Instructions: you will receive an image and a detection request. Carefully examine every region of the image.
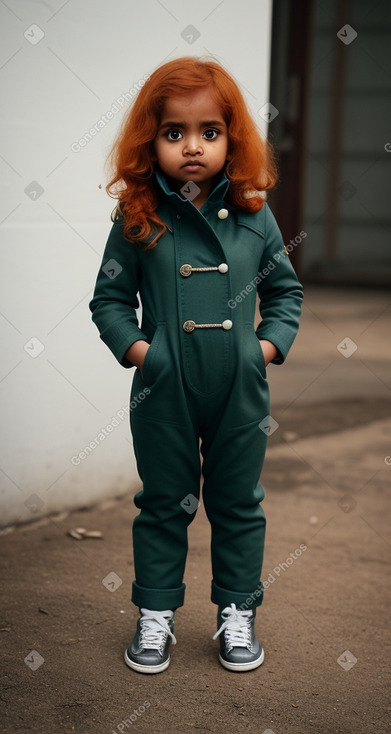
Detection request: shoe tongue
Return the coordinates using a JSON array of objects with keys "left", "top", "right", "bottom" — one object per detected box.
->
[
  {"left": 140, "top": 608, "right": 173, "bottom": 616},
  {"left": 228, "top": 620, "right": 242, "bottom": 631}
]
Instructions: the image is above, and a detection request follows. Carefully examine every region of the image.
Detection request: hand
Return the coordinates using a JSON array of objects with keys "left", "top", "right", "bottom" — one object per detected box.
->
[
  {"left": 259, "top": 339, "right": 278, "bottom": 366},
  {"left": 125, "top": 340, "right": 150, "bottom": 370}
]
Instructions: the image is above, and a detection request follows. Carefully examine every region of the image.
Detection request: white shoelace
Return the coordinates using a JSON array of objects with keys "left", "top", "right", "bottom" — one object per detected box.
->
[
  {"left": 212, "top": 603, "right": 254, "bottom": 652},
  {"left": 138, "top": 608, "right": 177, "bottom": 653}
]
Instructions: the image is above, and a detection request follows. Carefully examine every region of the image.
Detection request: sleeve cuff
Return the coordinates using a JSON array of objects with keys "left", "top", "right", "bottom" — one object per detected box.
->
[{"left": 99, "top": 322, "right": 148, "bottom": 368}]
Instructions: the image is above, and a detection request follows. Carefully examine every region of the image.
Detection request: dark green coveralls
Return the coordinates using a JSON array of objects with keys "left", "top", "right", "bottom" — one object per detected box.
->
[{"left": 89, "top": 169, "right": 303, "bottom": 612}]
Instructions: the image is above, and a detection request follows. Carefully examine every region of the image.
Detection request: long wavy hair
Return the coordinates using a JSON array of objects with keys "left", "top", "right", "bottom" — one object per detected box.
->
[{"left": 105, "top": 56, "right": 278, "bottom": 248}]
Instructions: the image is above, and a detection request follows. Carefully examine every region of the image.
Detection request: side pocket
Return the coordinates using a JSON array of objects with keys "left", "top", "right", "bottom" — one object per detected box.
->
[
  {"left": 245, "top": 323, "right": 267, "bottom": 379},
  {"left": 140, "top": 323, "right": 166, "bottom": 386}
]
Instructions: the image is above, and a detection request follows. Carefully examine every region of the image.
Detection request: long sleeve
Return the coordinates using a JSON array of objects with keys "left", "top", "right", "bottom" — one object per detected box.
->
[
  {"left": 89, "top": 219, "right": 148, "bottom": 368},
  {"left": 255, "top": 203, "right": 304, "bottom": 364}
]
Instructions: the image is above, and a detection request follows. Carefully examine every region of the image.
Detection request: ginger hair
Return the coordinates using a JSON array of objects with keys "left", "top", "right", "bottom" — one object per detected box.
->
[{"left": 105, "top": 56, "right": 278, "bottom": 248}]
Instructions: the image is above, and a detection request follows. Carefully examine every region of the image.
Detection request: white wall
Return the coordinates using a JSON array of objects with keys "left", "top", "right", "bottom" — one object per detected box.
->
[{"left": 0, "top": 0, "right": 272, "bottom": 528}]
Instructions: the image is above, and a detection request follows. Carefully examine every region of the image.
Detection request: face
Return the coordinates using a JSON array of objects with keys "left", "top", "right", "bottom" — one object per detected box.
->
[{"left": 153, "top": 88, "right": 229, "bottom": 206}]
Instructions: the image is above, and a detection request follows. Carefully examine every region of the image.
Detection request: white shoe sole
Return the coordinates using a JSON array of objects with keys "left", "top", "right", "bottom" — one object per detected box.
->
[
  {"left": 124, "top": 648, "right": 170, "bottom": 674},
  {"left": 218, "top": 647, "right": 265, "bottom": 672}
]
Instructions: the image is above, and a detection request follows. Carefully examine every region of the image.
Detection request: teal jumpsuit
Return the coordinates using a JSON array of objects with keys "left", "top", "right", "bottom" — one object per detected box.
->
[{"left": 89, "top": 169, "right": 303, "bottom": 612}]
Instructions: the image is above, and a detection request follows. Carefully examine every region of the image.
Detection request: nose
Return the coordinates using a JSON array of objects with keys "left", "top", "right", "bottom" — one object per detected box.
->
[{"left": 183, "top": 136, "right": 203, "bottom": 156}]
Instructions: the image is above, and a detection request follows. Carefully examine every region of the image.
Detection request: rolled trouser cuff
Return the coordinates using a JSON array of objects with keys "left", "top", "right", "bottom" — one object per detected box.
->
[
  {"left": 131, "top": 581, "right": 186, "bottom": 611},
  {"left": 211, "top": 580, "right": 264, "bottom": 610}
]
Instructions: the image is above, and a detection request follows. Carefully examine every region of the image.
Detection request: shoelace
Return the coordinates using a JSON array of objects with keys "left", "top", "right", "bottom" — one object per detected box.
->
[
  {"left": 212, "top": 603, "right": 253, "bottom": 652},
  {"left": 138, "top": 608, "right": 177, "bottom": 653}
]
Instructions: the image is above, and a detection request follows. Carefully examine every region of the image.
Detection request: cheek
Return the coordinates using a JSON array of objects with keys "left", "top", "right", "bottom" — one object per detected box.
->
[
  {"left": 156, "top": 140, "right": 176, "bottom": 160},
  {"left": 214, "top": 140, "right": 229, "bottom": 161},
  {"left": 154, "top": 140, "right": 168, "bottom": 163}
]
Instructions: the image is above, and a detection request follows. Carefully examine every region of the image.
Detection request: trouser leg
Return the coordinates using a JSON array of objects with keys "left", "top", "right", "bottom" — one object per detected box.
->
[
  {"left": 130, "top": 411, "right": 201, "bottom": 611},
  {"left": 201, "top": 404, "right": 268, "bottom": 610}
]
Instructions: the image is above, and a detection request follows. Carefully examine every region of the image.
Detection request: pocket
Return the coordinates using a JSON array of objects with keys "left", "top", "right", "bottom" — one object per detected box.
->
[
  {"left": 245, "top": 323, "right": 267, "bottom": 378},
  {"left": 140, "top": 323, "right": 166, "bottom": 386}
]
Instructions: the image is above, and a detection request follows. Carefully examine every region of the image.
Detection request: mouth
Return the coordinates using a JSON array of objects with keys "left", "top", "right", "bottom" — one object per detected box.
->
[{"left": 182, "top": 161, "right": 205, "bottom": 169}]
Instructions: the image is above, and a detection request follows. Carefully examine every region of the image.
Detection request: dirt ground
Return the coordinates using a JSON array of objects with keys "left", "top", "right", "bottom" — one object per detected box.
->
[{"left": 1, "top": 287, "right": 391, "bottom": 734}]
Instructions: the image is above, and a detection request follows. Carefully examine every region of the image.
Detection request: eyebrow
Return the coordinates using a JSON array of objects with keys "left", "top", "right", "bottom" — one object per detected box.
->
[{"left": 158, "top": 120, "right": 225, "bottom": 129}]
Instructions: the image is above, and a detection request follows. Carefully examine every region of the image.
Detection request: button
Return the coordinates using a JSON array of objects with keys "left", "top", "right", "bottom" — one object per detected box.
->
[
  {"left": 218, "top": 263, "right": 228, "bottom": 273},
  {"left": 179, "top": 264, "right": 192, "bottom": 277},
  {"left": 217, "top": 208, "right": 229, "bottom": 219},
  {"left": 183, "top": 320, "right": 196, "bottom": 333},
  {"left": 183, "top": 319, "right": 233, "bottom": 332}
]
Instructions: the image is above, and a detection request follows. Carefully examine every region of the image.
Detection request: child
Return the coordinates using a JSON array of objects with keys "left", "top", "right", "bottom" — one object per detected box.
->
[{"left": 89, "top": 56, "right": 303, "bottom": 674}]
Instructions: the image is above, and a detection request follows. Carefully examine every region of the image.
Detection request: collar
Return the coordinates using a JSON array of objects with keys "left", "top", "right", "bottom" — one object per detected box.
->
[{"left": 154, "top": 166, "right": 231, "bottom": 208}]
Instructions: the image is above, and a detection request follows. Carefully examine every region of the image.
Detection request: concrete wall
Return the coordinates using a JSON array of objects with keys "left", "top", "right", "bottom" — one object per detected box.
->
[{"left": 0, "top": 0, "right": 272, "bottom": 528}]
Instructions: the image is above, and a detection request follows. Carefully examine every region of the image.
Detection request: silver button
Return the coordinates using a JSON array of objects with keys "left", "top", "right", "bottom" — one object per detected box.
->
[
  {"left": 183, "top": 320, "right": 196, "bottom": 333},
  {"left": 183, "top": 319, "right": 233, "bottom": 332},
  {"left": 217, "top": 208, "right": 229, "bottom": 219},
  {"left": 180, "top": 263, "right": 229, "bottom": 277},
  {"left": 179, "top": 264, "right": 192, "bottom": 277}
]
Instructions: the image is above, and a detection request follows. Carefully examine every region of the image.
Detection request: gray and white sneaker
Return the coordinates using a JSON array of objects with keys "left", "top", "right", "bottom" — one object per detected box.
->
[
  {"left": 124, "top": 608, "right": 176, "bottom": 674},
  {"left": 213, "top": 603, "right": 264, "bottom": 672}
]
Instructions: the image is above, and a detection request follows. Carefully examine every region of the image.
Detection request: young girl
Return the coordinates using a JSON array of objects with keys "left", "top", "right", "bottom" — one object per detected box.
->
[{"left": 89, "top": 56, "right": 303, "bottom": 674}]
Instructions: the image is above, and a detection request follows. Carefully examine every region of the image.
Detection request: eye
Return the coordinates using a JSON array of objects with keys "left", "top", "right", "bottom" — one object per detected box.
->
[
  {"left": 166, "top": 129, "right": 183, "bottom": 141},
  {"left": 203, "top": 128, "right": 219, "bottom": 140}
]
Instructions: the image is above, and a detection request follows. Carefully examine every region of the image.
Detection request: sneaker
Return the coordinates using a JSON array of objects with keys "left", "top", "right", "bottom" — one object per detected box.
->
[
  {"left": 124, "top": 608, "right": 176, "bottom": 674},
  {"left": 212, "top": 603, "right": 264, "bottom": 672}
]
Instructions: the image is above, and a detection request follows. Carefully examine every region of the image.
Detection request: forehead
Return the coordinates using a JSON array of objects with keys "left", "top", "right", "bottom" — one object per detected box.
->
[{"left": 160, "top": 88, "right": 225, "bottom": 122}]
